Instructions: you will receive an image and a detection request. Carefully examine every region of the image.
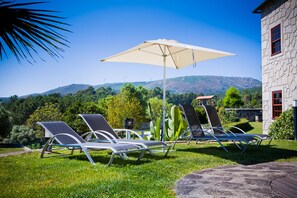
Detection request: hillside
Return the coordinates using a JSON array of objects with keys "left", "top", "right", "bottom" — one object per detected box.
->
[{"left": 5, "top": 75, "right": 261, "bottom": 98}]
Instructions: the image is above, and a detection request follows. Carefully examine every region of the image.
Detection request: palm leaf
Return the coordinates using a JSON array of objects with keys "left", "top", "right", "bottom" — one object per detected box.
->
[{"left": 0, "top": 1, "right": 71, "bottom": 63}]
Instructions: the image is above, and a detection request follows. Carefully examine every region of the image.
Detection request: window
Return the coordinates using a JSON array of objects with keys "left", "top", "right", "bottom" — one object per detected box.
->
[
  {"left": 271, "top": 24, "right": 281, "bottom": 55},
  {"left": 272, "top": 90, "right": 282, "bottom": 118}
]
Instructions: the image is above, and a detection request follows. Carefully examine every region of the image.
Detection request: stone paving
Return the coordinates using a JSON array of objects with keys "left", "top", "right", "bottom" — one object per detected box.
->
[{"left": 176, "top": 162, "right": 297, "bottom": 198}]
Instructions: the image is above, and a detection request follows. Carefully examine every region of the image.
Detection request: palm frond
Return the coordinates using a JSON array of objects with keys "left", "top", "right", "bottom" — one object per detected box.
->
[{"left": 0, "top": 1, "right": 71, "bottom": 63}]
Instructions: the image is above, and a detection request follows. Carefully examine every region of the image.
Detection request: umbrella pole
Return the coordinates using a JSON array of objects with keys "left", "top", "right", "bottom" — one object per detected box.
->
[{"left": 162, "top": 54, "right": 166, "bottom": 142}]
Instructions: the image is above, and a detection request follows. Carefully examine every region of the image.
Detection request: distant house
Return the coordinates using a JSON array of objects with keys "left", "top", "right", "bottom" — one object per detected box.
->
[
  {"left": 196, "top": 95, "right": 217, "bottom": 106},
  {"left": 253, "top": 0, "right": 297, "bottom": 134}
]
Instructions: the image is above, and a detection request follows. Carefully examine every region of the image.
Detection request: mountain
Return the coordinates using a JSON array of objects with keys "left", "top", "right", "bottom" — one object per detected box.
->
[
  {"left": 41, "top": 75, "right": 261, "bottom": 96},
  {"left": 42, "top": 84, "right": 90, "bottom": 96},
  {"left": 138, "top": 76, "right": 261, "bottom": 95}
]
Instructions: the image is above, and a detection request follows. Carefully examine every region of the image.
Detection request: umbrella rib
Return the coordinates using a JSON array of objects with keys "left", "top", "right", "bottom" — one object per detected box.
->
[
  {"left": 166, "top": 46, "right": 179, "bottom": 69},
  {"left": 138, "top": 49, "right": 163, "bottom": 57}
]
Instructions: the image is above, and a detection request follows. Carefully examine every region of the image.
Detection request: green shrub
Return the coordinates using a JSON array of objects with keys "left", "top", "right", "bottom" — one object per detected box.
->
[
  {"left": 218, "top": 107, "right": 239, "bottom": 125},
  {"left": 4, "top": 125, "right": 40, "bottom": 145},
  {"left": 268, "top": 108, "right": 294, "bottom": 140}
]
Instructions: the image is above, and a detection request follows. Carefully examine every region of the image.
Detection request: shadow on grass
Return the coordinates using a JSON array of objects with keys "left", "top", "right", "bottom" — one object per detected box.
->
[
  {"left": 177, "top": 143, "right": 297, "bottom": 165},
  {"left": 42, "top": 149, "right": 175, "bottom": 166}
]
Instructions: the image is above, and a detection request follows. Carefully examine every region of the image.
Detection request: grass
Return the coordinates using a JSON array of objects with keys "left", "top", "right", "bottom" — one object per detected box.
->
[
  {"left": 247, "top": 121, "right": 263, "bottom": 134},
  {"left": 1, "top": 140, "right": 297, "bottom": 197}
]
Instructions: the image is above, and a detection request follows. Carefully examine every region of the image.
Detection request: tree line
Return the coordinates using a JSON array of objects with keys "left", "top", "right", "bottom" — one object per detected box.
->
[{"left": 0, "top": 84, "right": 262, "bottom": 144}]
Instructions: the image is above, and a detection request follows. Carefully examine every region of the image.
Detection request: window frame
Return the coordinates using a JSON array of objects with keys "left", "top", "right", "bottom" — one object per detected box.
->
[
  {"left": 272, "top": 90, "right": 282, "bottom": 119},
  {"left": 271, "top": 24, "right": 281, "bottom": 56}
]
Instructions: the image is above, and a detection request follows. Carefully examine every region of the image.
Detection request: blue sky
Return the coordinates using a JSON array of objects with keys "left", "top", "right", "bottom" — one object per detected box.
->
[{"left": 0, "top": 0, "right": 264, "bottom": 97}]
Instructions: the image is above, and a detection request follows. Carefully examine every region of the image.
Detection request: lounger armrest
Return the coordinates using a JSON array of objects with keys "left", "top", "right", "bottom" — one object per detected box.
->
[
  {"left": 203, "top": 130, "right": 220, "bottom": 140},
  {"left": 177, "top": 129, "right": 191, "bottom": 139},
  {"left": 93, "top": 130, "right": 119, "bottom": 144},
  {"left": 203, "top": 126, "right": 232, "bottom": 136},
  {"left": 114, "top": 129, "right": 144, "bottom": 140},
  {"left": 54, "top": 133, "right": 84, "bottom": 147}
]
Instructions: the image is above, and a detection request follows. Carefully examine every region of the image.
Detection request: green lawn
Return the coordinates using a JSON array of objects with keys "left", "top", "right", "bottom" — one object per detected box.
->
[
  {"left": 1, "top": 140, "right": 297, "bottom": 197},
  {"left": 247, "top": 121, "right": 263, "bottom": 134}
]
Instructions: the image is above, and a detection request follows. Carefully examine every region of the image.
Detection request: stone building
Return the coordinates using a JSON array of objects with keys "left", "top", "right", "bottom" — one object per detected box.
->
[
  {"left": 196, "top": 95, "right": 217, "bottom": 106},
  {"left": 253, "top": 0, "right": 297, "bottom": 134}
]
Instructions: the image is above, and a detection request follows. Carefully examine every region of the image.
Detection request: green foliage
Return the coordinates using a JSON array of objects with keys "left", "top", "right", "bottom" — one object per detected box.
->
[
  {"left": 97, "top": 96, "right": 113, "bottom": 118},
  {"left": 268, "top": 108, "right": 294, "bottom": 140},
  {"left": 26, "top": 103, "right": 63, "bottom": 138},
  {"left": 4, "top": 125, "right": 39, "bottom": 145},
  {"left": 107, "top": 90, "right": 144, "bottom": 129},
  {"left": 166, "top": 105, "right": 187, "bottom": 141},
  {"left": 63, "top": 101, "right": 101, "bottom": 133},
  {"left": 148, "top": 87, "right": 162, "bottom": 99},
  {"left": 168, "top": 92, "right": 198, "bottom": 105},
  {"left": 148, "top": 97, "right": 163, "bottom": 120},
  {"left": 223, "top": 86, "right": 244, "bottom": 108},
  {"left": 241, "top": 87, "right": 262, "bottom": 108},
  {"left": 218, "top": 107, "right": 239, "bottom": 125},
  {"left": 0, "top": 105, "right": 12, "bottom": 138}
]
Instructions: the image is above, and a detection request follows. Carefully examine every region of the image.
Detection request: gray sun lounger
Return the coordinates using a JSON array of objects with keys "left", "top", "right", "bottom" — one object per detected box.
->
[
  {"left": 173, "top": 104, "right": 257, "bottom": 153},
  {"left": 37, "top": 121, "right": 146, "bottom": 166},
  {"left": 202, "top": 105, "right": 272, "bottom": 146},
  {"left": 79, "top": 114, "right": 171, "bottom": 157}
]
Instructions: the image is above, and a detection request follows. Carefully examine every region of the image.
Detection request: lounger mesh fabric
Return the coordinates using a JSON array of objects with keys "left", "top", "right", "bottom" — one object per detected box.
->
[
  {"left": 79, "top": 114, "right": 171, "bottom": 156},
  {"left": 176, "top": 104, "right": 257, "bottom": 153},
  {"left": 37, "top": 121, "right": 146, "bottom": 165},
  {"left": 202, "top": 105, "right": 272, "bottom": 144}
]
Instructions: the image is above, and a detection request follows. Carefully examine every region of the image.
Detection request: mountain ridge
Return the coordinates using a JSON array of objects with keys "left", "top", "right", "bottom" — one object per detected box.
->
[{"left": 2, "top": 75, "right": 262, "bottom": 98}]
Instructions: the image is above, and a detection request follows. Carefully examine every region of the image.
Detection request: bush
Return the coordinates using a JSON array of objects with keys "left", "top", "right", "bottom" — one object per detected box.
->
[
  {"left": 4, "top": 125, "right": 40, "bottom": 145},
  {"left": 218, "top": 107, "right": 239, "bottom": 125},
  {"left": 268, "top": 108, "right": 294, "bottom": 140}
]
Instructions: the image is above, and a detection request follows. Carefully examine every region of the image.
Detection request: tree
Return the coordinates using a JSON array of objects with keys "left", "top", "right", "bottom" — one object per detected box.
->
[
  {"left": 148, "top": 87, "right": 162, "bottom": 99},
  {"left": 107, "top": 92, "right": 144, "bottom": 129},
  {"left": 0, "top": 1, "right": 70, "bottom": 63},
  {"left": 223, "top": 86, "right": 244, "bottom": 108},
  {"left": 63, "top": 101, "right": 100, "bottom": 133},
  {"left": 0, "top": 105, "right": 12, "bottom": 138},
  {"left": 148, "top": 97, "right": 163, "bottom": 121},
  {"left": 26, "top": 103, "right": 63, "bottom": 137}
]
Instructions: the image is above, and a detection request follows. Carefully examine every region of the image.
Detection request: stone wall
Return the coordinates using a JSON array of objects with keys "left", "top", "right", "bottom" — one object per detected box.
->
[
  {"left": 225, "top": 108, "right": 262, "bottom": 122},
  {"left": 261, "top": 0, "right": 297, "bottom": 134}
]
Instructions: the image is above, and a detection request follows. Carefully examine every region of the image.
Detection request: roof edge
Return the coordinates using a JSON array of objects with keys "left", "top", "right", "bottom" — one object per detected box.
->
[{"left": 252, "top": 0, "right": 272, "bottom": 14}]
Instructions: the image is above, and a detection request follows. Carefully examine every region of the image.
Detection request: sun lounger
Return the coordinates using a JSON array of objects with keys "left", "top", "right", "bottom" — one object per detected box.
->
[
  {"left": 37, "top": 121, "right": 146, "bottom": 166},
  {"left": 202, "top": 104, "right": 272, "bottom": 146},
  {"left": 173, "top": 104, "right": 257, "bottom": 153},
  {"left": 79, "top": 114, "right": 171, "bottom": 157}
]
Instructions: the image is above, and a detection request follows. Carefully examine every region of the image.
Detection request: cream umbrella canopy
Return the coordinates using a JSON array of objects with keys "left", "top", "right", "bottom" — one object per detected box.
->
[{"left": 101, "top": 39, "right": 235, "bottom": 141}]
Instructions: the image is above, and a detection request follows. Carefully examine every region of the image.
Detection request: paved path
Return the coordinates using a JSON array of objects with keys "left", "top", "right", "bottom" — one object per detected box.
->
[
  {"left": 0, "top": 147, "right": 32, "bottom": 158},
  {"left": 176, "top": 162, "right": 297, "bottom": 198}
]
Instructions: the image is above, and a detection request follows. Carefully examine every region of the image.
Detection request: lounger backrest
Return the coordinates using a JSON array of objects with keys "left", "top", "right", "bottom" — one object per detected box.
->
[
  {"left": 179, "top": 104, "right": 204, "bottom": 138},
  {"left": 202, "top": 105, "right": 223, "bottom": 135},
  {"left": 37, "top": 121, "right": 86, "bottom": 144},
  {"left": 79, "top": 114, "right": 120, "bottom": 139}
]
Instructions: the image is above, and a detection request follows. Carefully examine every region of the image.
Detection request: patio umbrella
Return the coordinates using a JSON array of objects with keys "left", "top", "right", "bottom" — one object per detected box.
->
[{"left": 101, "top": 39, "right": 235, "bottom": 141}]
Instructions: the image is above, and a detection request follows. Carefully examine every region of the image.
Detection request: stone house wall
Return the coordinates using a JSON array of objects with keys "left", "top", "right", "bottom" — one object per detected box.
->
[{"left": 260, "top": 0, "right": 297, "bottom": 134}]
